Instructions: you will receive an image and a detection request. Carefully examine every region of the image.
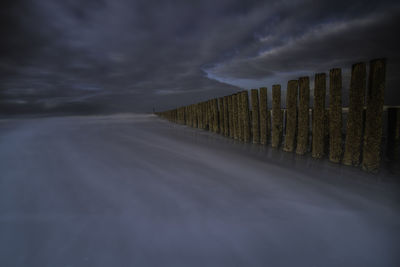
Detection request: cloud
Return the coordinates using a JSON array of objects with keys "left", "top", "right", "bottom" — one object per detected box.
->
[{"left": 1, "top": 0, "right": 400, "bottom": 114}]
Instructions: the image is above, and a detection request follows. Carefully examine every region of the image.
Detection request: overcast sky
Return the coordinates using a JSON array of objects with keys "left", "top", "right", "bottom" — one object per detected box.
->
[{"left": 1, "top": 0, "right": 400, "bottom": 114}]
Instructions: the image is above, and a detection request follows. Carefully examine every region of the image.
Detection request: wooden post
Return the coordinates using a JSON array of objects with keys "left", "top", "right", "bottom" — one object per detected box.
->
[
  {"left": 185, "top": 106, "right": 188, "bottom": 125},
  {"left": 192, "top": 105, "right": 196, "bottom": 127},
  {"left": 236, "top": 93, "right": 243, "bottom": 141},
  {"left": 199, "top": 103, "right": 203, "bottom": 129},
  {"left": 233, "top": 94, "right": 239, "bottom": 140},
  {"left": 218, "top": 97, "right": 224, "bottom": 135},
  {"left": 200, "top": 102, "right": 206, "bottom": 129},
  {"left": 237, "top": 92, "right": 244, "bottom": 141},
  {"left": 283, "top": 80, "right": 298, "bottom": 152},
  {"left": 272, "top": 85, "right": 282, "bottom": 148},
  {"left": 362, "top": 59, "right": 386, "bottom": 172},
  {"left": 267, "top": 109, "right": 271, "bottom": 143},
  {"left": 251, "top": 89, "right": 260, "bottom": 144},
  {"left": 203, "top": 103, "right": 206, "bottom": 129},
  {"left": 242, "top": 91, "right": 251, "bottom": 143},
  {"left": 223, "top": 96, "right": 229, "bottom": 137},
  {"left": 228, "top": 95, "right": 234, "bottom": 138},
  {"left": 387, "top": 108, "right": 400, "bottom": 160},
  {"left": 296, "top": 77, "right": 310, "bottom": 155},
  {"left": 193, "top": 105, "right": 197, "bottom": 128},
  {"left": 312, "top": 73, "right": 327, "bottom": 158},
  {"left": 212, "top": 99, "right": 219, "bottom": 133},
  {"left": 197, "top": 103, "right": 201, "bottom": 128},
  {"left": 197, "top": 104, "right": 200, "bottom": 128},
  {"left": 343, "top": 63, "right": 366, "bottom": 166},
  {"left": 329, "top": 68, "right": 343, "bottom": 163},
  {"left": 324, "top": 109, "right": 330, "bottom": 155},
  {"left": 259, "top": 87, "right": 268, "bottom": 145},
  {"left": 207, "top": 100, "right": 212, "bottom": 131}
]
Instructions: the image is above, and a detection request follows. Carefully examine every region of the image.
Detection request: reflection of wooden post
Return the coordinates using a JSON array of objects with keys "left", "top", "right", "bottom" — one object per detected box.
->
[
  {"left": 329, "top": 69, "right": 343, "bottom": 163},
  {"left": 242, "top": 91, "right": 251, "bottom": 143},
  {"left": 259, "top": 87, "right": 268, "bottom": 145},
  {"left": 362, "top": 59, "right": 386, "bottom": 172},
  {"left": 218, "top": 97, "right": 224, "bottom": 135},
  {"left": 272, "top": 85, "right": 282, "bottom": 148},
  {"left": 251, "top": 89, "right": 260, "bottom": 144},
  {"left": 387, "top": 108, "right": 400, "bottom": 160},
  {"left": 312, "top": 73, "right": 326, "bottom": 158},
  {"left": 296, "top": 77, "right": 310, "bottom": 155},
  {"left": 233, "top": 94, "right": 239, "bottom": 140},
  {"left": 228, "top": 95, "right": 234, "bottom": 138},
  {"left": 343, "top": 63, "right": 366, "bottom": 166},
  {"left": 223, "top": 96, "right": 229, "bottom": 137},
  {"left": 283, "top": 80, "right": 298, "bottom": 152}
]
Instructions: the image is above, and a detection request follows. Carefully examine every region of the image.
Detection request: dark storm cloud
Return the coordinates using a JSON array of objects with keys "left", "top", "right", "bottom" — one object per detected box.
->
[{"left": 1, "top": 0, "right": 400, "bottom": 114}]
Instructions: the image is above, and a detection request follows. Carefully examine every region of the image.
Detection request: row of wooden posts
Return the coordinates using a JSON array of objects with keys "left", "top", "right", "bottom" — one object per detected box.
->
[{"left": 156, "top": 58, "right": 400, "bottom": 172}]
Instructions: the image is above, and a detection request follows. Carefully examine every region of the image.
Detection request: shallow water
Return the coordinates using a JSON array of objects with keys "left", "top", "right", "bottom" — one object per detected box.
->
[{"left": 0, "top": 114, "right": 399, "bottom": 267}]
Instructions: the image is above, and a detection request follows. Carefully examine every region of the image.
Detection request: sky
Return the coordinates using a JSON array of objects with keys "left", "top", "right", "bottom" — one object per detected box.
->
[{"left": 1, "top": 0, "right": 400, "bottom": 115}]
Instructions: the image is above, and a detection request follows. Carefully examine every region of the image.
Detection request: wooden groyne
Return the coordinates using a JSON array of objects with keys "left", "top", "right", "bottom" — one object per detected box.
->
[{"left": 156, "top": 59, "right": 399, "bottom": 172}]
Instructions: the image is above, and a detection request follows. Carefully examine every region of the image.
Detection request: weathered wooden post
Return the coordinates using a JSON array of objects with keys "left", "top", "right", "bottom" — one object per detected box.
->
[
  {"left": 190, "top": 105, "right": 194, "bottom": 127},
  {"left": 193, "top": 105, "right": 197, "bottom": 128},
  {"left": 250, "top": 89, "right": 260, "bottom": 144},
  {"left": 203, "top": 102, "right": 208, "bottom": 130},
  {"left": 213, "top": 98, "right": 219, "bottom": 133},
  {"left": 237, "top": 93, "right": 244, "bottom": 141},
  {"left": 208, "top": 100, "right": 213, "bottom": 131},
  {"left": 181, "top": 107, "right": 185, "bottom": 125},
  {"left": 233, "top": 94, "right": 239, "bottom": 140},
  {"left": 200, "top": 103, "right": 204, "bottom": 129},
  {"left": 183, "top": 106, "right": 189, "bottom": 125},
  {"left": 272, "top": 85, "right": 282, "bottom": 148},
  {"left": 186, "top": 106, "right": 190, "bottom": 126},
  {"left": 324, "top": 109, "right": 330, "bottom": 155},
  {"left": 243, "top": 91, "right": 251, "bottom": 143},
  {"left": 283, "top": 80, "right": 298, "bottom": 152},
  {"left": 259, "top": 87, "right": 268, "bottom": 145},
  {"left": 186, "top": 105, "right": 190, "bottom": 126},
  {"left": 197, "top": 103, "right": 201, "bottom": 128},
  {"left": 296, "top": 77, "right": 310, "bottom": 155},
  {"left": 238, "top": 92, "right": 243, "bottom": 141},
  {"left": 228, "top": 95, "right": 234, "bottom": 138},
  {"left": 343, "top": 62, "right": 366, "bottom": 166},
  {"left": 198, "top": 103, "right": 203, "bottom": 129},
  {"left": 362, "top": 59, "right": 386, "bottom": 172},
  {"left": 207, "top": 100, "right": 212, "bottom": 131},
  {"left": 312, "top": 73, "right": 327, "bottom": 158},
  {"left": 387, "top": 108, "right": 400, "bottom": 160},
  {"left": 218, "top": 97, "right": 224, "bottom": 135},
  {"left": 267, "top": 109, "right": 271, "bottom": 143},
  {"left": 329, "top": 68, "right": 343, "bottom": 163},
  {"left": 223, "top": 96, "right": 229, "bottom": 137},
  {"left": 189, "top": 105, "right": 195, "bottom": 127}
]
